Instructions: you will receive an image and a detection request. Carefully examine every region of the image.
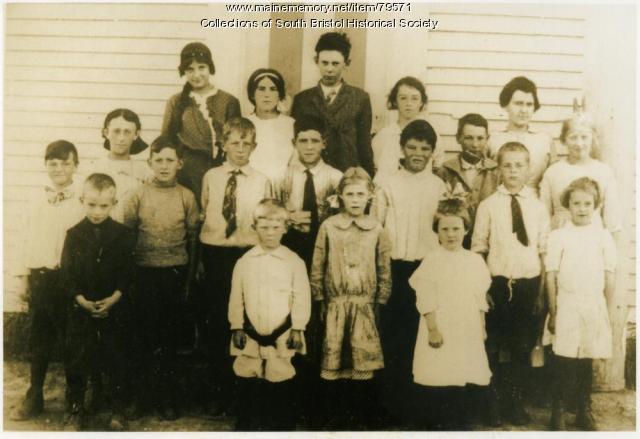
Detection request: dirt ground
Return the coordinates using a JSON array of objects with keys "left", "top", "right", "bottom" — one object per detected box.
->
[{"left": 3, "top": 360, "right": 636, "bottom": 432}]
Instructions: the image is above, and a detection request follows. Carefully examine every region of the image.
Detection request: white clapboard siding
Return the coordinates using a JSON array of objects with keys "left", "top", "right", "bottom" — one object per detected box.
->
[
  {"left": 426, "top": 4, "right": 585, "bottom": 154},
  {"left": 4, "top": 4, "right": 209, "bottom": 309}
]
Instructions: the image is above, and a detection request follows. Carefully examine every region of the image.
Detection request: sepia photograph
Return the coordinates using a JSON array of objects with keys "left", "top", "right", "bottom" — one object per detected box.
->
[{"left": 2, "top": 0, "right": 637, "bottom": 433}]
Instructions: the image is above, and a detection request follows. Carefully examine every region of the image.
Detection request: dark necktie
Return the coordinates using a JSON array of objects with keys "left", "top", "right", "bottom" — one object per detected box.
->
[
  {"left": 510, "top": 194, "right": 529, "bottom": 246},
  {"left": 303, "top": 169, "right": 319, "bottom": 231},
  {"left": 325, "top": 90, "right": 336, "bottom": 105},
  {"left": 222, "top": 169, "right": 241, "bottom": 238}
]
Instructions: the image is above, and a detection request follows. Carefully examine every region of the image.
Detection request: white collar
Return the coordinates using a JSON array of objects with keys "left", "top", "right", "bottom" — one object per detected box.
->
[
  {"left": 292, "top": 159, "right": 326, "bottom": 175},
  {"left": 247, "top": 244, "right": 289, "bottom": 259},
  {"left": 497, "top": 184, "right": 534, "bottom": 199},
  {"left": 320, "top": 81, "right": 343, "bottom": 98}
]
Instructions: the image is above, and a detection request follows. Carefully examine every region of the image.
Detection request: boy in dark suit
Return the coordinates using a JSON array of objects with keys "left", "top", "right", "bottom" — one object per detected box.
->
[
  {"left": 61, "top": 173, "right": 136, "bottom": 431},
  {"left": 291, "top": 32, "right": 374, "bottom": 177}
]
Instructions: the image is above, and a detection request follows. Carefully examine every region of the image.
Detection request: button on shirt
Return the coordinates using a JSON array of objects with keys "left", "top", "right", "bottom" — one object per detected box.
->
[
  {"left": 372, "top": 167, "right": 446, "bottom": 261},
  {"left": 471, "top": 185, "right": 550, "bottom": 279},
  {"left": 228, "top": 245, "right": 311, "bottom": 333},
  {"left": 17, "top": 183, "right": 85, "bottom": 275},
  {"left": 200, "top": 162, "right": 272, "bottom": 247}
]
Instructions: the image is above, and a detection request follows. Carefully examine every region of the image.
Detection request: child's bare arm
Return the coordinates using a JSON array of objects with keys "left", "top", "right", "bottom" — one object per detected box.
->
[
  {"left": 425, "top": 312, "right": 443, "bottom": 348},
  {"left": 604, "top": 270, "right": 616, "bottom": 312},
  {"left": 470, "top": 200, "right": 490, "bottom": 256}
]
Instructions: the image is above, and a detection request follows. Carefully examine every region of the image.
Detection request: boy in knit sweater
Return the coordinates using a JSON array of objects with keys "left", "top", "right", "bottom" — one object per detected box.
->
[{"left": 122, "top": 136, "right": 200, "bottom": 420}]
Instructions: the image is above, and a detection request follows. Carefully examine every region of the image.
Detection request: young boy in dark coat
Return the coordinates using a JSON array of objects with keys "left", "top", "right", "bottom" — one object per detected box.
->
[{"left": 61, "top": 173, "right": 136, "bottom": 431}]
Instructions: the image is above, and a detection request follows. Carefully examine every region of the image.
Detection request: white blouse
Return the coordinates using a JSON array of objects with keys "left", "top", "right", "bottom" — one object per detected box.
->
[{"left": 248, "top": 113, "right": 295, "bottom": 181}]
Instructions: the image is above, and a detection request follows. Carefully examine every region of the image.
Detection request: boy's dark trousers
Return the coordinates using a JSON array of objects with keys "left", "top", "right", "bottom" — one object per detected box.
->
[
  {"left": 26, "top": 268, "right": 68, "bottom": 403},
  {"left": 486, "top": 276, "right": 540, "bottom": 414},
  {"left": 199, "top": 244, "right": 250, "bottom": 408},
  {"left": 379, "top": 259, "right": 421, "bottom": 422},
  {"left": 130, "top": 265, "right": 187, "bottom": 410},
  {"left": 282, "top": 226, "right": 323, "bottom": 426},
  {"left": 236, "top": 377, "right": 297, "bottom": 430},
  {"left": 65, "top": 305, "right": 128, "bottom": 414}
]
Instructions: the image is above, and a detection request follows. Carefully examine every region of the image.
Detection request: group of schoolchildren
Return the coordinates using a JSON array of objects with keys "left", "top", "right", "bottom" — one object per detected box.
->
[{"left": 11, "top": 31, "right": 619, "bottom": 432}]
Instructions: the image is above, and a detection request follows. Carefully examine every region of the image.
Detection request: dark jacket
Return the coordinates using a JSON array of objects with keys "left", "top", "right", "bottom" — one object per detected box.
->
[
  {"left": 61, "top": 217, "right": 136, "bottom": 303},
  {"left": 161, "top": 88, "right": 241, "bottom": 154},
  {"left": 291, "top": 82, "right": 374, "bottom": 177},
  {"left": 436, "top": 156, "right": 499, "bottom": 220}
]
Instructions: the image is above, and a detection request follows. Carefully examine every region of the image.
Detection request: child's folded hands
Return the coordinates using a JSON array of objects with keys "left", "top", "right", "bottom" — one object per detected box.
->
[
  {"left": 232, "top": 329, "right": 247, "bottom": 349},
  {"left": 75, "top": 295, "right": 99, "bottom": 315},
  {"left": 286, "top": 329, "right": 304, "bottom": 350},
  {"left": 92, "top": 291, "right": 122, "bottom": 319}
]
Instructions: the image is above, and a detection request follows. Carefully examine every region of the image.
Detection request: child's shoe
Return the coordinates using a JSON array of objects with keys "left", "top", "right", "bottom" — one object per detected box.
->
[
  {"left": 63, "top": 403, "right": 85, "bottom": 431},
  {"left": 549, "top": 400, "right": 566, "bottom": 431},
  {"left": 509, "top": 388, "right": 530, "bottom": 426},
  {"left": 108, "top": 412, "right": 128, "bottom": 431},
  {"left": 158, "top": 402, "right": 178, "bottom": 421},
  {"left": 10, "top": 388, "right": 44, "bottom": 421},
  {"left": 125, "top": 399, "right": 147, "bottom": 420},
  {"left": 575, "top": 401, "right": 596, "bottom": 431},
  {"left": 85, "top": 377, "right": 105, "bottom": 414}
]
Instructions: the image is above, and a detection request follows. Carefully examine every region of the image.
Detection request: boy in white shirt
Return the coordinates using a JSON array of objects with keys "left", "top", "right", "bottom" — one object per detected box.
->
[
  {"left": 472, "top": 141, "right": 549, "bottom": 426},
  {"left": 199, "top": 117, "right": 272, "bottom": 413},
  {"left": 371, "top": 119, "right": 446, "bottom": 424},
  {"left": 11, "top": 140, "right": 84, "bottom": 422},
  {"left": 229, "top": 199, "right": 311, "bottom": 430}
]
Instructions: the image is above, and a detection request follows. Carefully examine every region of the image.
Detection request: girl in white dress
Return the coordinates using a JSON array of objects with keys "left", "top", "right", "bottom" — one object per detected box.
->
[
  {"left": 543, "top": 177, "right": 616, "bottom": 431},
  {"left": 409, "top": 199, "right": 492, "bottom": 429},
  {"left": 246, "top": 68, "right": 295, "bottom": 181},
  {"left": 539, "top": 112, "right": 621, "bottom": 239}
]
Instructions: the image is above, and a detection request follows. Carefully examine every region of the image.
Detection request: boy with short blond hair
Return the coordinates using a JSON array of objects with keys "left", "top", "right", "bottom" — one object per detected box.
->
[
  {"left": 62, "top": 173, "right": 136, "bottom": 431},
  {"left": 229, "top": 199, "right": 311, "bottom": 430},
  {"left": 472, "top": 141, "right": 549, "bottom": 426},
  {"left": 199, "top": 117, "right": 272, "bottom": 413}
]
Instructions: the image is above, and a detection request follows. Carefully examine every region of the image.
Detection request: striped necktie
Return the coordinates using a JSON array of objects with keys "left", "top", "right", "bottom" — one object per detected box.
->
[{"left": 222, "top": 169, "right": 241, "bottom": 238}]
